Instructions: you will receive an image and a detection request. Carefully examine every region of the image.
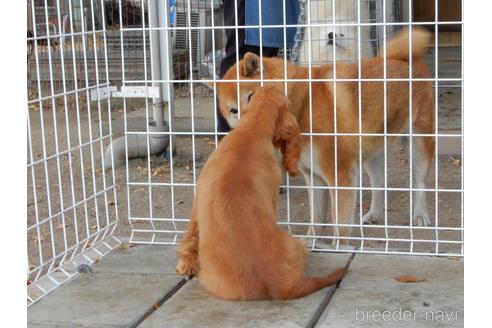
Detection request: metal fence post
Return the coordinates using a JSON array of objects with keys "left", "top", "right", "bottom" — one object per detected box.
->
[{"left": 150, "top": 0, "right": 175, "bottom": 148}]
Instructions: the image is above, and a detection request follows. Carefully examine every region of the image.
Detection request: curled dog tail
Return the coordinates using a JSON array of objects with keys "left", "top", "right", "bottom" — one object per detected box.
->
[{"left": 379, "top": 27, "right": 431, "bottom": 61}]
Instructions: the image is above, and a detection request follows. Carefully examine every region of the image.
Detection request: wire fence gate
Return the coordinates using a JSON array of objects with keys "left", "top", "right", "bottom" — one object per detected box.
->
[{"left": 27, "top": 0, "right": 464, "bottom": 306}]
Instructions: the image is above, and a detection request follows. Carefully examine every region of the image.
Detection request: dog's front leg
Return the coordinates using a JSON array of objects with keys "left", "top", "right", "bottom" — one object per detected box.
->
[
  {"left": 299, "top": 167, "right": 329, "bottom": 246},
  {"left": 329, "top": 167, "right": 357, "bottom": 247},
  {"left": 363, "top": 151, "right": 385, "bottom": 224}
]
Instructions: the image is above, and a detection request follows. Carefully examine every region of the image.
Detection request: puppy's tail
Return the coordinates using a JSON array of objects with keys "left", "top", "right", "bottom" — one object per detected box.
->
[
  {"left": 275, "top": 268, "right": 347, "bottom": 300},
  {"left": 379, "top": 27, "right": 431, "bottom": 61}
]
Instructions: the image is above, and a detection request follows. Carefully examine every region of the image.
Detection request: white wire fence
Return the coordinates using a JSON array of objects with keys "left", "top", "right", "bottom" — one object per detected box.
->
[
  {"left": 27, "top": 0, "right": 464, "bottom": 306},
  {"left": 27, "top": 0, "right": 121, "bottom": 307}
]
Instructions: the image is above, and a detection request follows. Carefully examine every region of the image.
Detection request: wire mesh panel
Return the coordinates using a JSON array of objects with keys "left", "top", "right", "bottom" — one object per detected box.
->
[
  {"left": 118, "top": 0, "right": 463, "bottom": 256},
  {"left": 119, "top": 0, "right": 210, "bottom": 244},
  {"left": 27, "top": 0, "right": 120, "bottom": 306},
  {"left": 27, "top": 0, "right": 464, "bottom": 306}
]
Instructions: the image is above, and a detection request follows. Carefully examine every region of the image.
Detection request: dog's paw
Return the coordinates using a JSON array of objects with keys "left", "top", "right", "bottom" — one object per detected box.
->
[
  {"left": 362, "top": 210, "right": 383, "bottom": 224},
  {"left": 330, "top": 238, "right": 347, "bottom": 248},
  {"left": 176, "top": 257, "right": 199, "bottom": 276},
  {"left": 413, "top": 213, "right": 431, "bottom": 227},
  {"left": 301, "top": 226, "right": 317, "bottom": 246}
]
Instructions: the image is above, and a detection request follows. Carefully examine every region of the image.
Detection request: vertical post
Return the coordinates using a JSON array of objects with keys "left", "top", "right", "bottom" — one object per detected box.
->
[
  {"left": 150, "top": 0, "right": 174, "bottom": 130},
  {"left": 83, "top": 7, "right": 89, "bottom": 52}
]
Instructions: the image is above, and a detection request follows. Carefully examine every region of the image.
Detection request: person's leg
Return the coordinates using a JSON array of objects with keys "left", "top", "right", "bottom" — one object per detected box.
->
[{"left": 217, "top": 0, "right": 279, "bottom": 135}]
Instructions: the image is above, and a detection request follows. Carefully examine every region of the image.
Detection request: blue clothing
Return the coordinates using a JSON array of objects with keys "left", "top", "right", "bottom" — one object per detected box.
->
[
  {"left": 244, "top": 0, "right": 300, "bottom": 48},
  {"left": 169, "top": 0, "right": 176, "bottom": 24}
]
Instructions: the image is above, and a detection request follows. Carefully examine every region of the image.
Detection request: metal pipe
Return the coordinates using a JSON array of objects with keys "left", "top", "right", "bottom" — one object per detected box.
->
[
  {"left": 150, "top": 0, "right": 164, "bottom": 128},
  {"left": 104, "top": 123, "right": 168, "bottom": 168},
  {"left": 157, "top": 0, "right": 176, "bottom": 155},
  {"left": 104, "top": 0, "right": 174, "bottom": 167},
  {"left": 150, "top": 0, "right": 174, "bottom": 129}
]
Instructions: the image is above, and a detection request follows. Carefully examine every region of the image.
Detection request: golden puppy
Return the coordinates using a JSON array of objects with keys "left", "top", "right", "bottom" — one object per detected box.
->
[
  {"left": 217, "top": 28, "right": 435, "bottom": 245},
  {"left": 176, "top": 86, "right": 347, "bottom": 300}
]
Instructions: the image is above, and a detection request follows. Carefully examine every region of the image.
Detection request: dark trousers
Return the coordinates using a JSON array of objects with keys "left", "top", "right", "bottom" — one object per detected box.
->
[{"left": 216, "top": 0, "right": 279, "bottom": 134}]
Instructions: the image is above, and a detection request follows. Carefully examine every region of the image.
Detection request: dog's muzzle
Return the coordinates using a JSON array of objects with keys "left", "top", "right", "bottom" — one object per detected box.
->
[{"left": 327, "top": 32, "right": 345, "bottom": 48}]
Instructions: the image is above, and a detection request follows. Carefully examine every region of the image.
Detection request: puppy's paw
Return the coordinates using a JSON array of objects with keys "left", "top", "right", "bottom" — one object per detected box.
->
[
  {"left": 176, "top": 256, "right": 199, "bottom": 276},
  {"left": 330, "top": 237, "right": 351, "bottom": 248}
]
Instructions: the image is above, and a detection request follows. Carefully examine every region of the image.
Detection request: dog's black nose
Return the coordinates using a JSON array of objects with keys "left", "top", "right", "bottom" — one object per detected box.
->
[
  {"left": 327, "top": 32, "right": 344, "bottom": 45},
  {"left": 230, "top": 108, "right": 238, "bottom": 115}
]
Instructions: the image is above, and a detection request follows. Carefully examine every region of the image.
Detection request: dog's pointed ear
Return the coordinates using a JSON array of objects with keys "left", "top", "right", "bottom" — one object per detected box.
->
[
  {"left": 241, "top": 52, "right": 261, "bottom": 76},
  {"left": 275, "top": 108, "right": 301, "bottom": 177}
]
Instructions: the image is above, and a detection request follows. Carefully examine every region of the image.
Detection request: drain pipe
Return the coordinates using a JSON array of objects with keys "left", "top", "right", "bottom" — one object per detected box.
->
[
  {"left": 104, "top": 0, "right": 174, "bottom": 168},
  {"left": 104, "top": 122, "right": 168, "bottom": 168}
]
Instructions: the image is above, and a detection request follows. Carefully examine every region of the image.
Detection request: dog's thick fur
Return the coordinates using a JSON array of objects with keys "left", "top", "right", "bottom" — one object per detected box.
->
[
  {"left": 176, "top": 86, "right": 347, "bottom": 300},
  {"left": 217, "top": 28, "right": 435, "bottom": 244}
]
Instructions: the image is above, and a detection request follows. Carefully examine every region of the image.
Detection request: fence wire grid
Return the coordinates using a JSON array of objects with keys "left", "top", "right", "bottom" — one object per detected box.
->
[{"left": 27, "top": 0, "right": 464, "bottom": 306}]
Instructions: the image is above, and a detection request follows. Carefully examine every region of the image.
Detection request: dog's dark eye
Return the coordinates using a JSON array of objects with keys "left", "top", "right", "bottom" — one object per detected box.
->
[
  {"left": 247, "top": 92, "right": 255, "bottom": 102},
  {"left": 230, "top": 108, "right": 238, "bottom": 115}
]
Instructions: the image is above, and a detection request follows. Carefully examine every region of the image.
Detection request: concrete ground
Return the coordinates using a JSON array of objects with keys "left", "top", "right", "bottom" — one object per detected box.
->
[{"left": 27, "top": 244, "right": 463, "bottom": 327}]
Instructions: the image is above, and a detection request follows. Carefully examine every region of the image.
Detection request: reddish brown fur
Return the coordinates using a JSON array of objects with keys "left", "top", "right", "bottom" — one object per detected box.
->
[
  {"left": 176, "top": 86, "right": 347, "bottom": 300},
  {"left": 216, "top": 28, "right": 435, "bottom": 242}
]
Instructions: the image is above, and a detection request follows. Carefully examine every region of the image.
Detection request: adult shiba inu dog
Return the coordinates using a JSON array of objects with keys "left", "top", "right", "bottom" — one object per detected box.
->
[{"left": 217, "top": 28, "right": 434, "bottom": 245}]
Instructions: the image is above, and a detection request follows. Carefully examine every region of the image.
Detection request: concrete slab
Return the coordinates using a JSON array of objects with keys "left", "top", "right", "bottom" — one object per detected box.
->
[
  {"left": 317, "top": 254, "right": 463, "bottom": 327},
  {"left": 340, "top": 254, "right": 463, "bottom": 291},
  {"left": 28, "top": 245, "right": 185, "bottom": 327},
  {"left": 95, "top": 244, "right": 179, "bottom": 275},
  {"left": 28, "top": 272, "right": 184, "bottom": 328},
  {"left": 140, "top": 252, "right": 351, "bottom": 328},
  {"left": 27, "top": 246, "right": 464, "bottom": 328},
  {"left": 317, "top": 286, "right": 463, "bottom": 327}
]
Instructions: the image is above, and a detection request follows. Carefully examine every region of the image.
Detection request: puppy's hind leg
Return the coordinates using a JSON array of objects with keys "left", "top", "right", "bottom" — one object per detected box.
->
[
  {"left": 268, "top": 234, "right": 347, "bottom": 300},
  {"left": 176, "top": 203, "right": 200, "bottom": 276}
]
